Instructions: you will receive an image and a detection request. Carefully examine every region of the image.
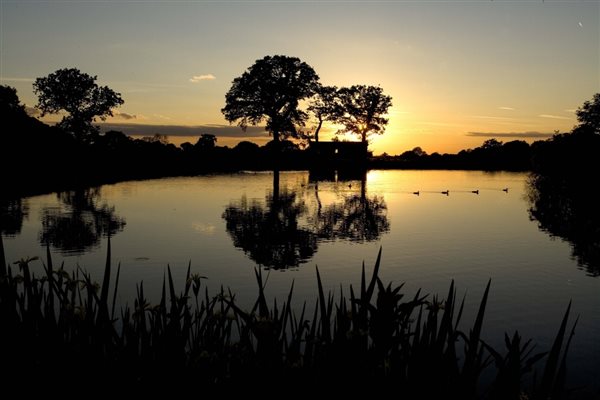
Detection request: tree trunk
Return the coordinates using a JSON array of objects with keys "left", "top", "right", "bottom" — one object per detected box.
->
[
  {"left": 314, "top": 119, "right": 323, "bottom": 142},
  {"left": 360, "top": 174, "right": 367, "bottom": 203},
  {"left": 272, "top": 169, "right": 280, "bottom": 203},
  {"left": 0, "top": 231, "right": 5, "bottom": 276},
  {"left": 272, "top": 129, "right": 281, "bottom": 170}
]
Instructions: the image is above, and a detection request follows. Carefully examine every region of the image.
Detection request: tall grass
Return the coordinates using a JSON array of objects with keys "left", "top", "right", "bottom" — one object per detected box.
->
[{"left": 0, "top": 240, "right": 579, "bottom": 397}]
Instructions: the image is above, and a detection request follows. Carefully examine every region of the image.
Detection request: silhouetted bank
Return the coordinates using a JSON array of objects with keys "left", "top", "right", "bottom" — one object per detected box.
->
[
  {"left": 370, "top": 139, "right": 532, "bottom": 171},
  {"left": 1, "top": 111, "right": 534, "bottom": 199},
  {"left": 3, "top": 85, "right": 598, "bottom": 200}
]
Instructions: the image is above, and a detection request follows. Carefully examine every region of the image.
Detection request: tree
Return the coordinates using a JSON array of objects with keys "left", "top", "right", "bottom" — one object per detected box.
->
[
  {"left": 482, "top": 138, "right": 503, "bottom": 149},
  {"left": 195, "top": 134, "right": 217, "bottom": 150},
  {"left": 307, "top": 85, "right": 338, "bottom": 142},
  {"left": 332, "top": 85, "right": 392, "bottom": 143},
  {"left": 575, "top": 92, "right": 600, "bottom": 134},
  {"left": 33, "top": 68, "right": 124, "bottom": 142},
  {"left": 221, "top": 55, "right": 320, "bottom": 145},
  {"left": 412, "top": 146, "right": 427, "bottom": 157},
  {"left": 0, "top": 85, "right": 26, "bottom": 117}
]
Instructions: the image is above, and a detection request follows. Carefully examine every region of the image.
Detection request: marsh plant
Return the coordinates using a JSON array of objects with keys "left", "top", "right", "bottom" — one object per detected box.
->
[{"left": 0, "top": 240, "right": 578, "bottom": 398}]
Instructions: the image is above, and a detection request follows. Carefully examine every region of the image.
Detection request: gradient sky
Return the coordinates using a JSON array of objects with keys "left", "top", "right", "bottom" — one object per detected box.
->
[{"left": 1, "top": 0, "right": 598, "bottom": 155}]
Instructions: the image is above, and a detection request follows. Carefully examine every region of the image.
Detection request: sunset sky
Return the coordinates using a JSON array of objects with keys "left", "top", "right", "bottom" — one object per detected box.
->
[{"left": 1, "top": 0, "right": 598, "bottom": 155}]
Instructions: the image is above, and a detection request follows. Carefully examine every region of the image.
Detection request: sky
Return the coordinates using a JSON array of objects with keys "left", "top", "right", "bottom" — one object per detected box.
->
[{"left": 1, "top": 0, "right": 598, "bottom": 155}]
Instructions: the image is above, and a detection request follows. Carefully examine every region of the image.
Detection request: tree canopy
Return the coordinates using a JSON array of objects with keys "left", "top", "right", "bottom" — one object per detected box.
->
[
  {"left": 332, "top": 85, "right": 392, "bottom": 143},
  {"left": 221, "top": 55, "right": 320, "bottom": 144},
  {"left": 33, "top": 68, "right": 124, "bottom": 142},
  {"left": 0, "top": 85, "right": 26, "bottom": 117},
  {"left": 575, "top": 92, "right": 600, "bottom": 135}
]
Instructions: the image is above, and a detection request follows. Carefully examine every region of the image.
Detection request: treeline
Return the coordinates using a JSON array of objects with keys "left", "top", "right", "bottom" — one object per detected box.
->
[
  {"left": 371, "top": 139, "right": 532, "bottom": 171},
  {"left": 2, "top": 109, "right": 311, "bottom": 198},
  {"left": 3, "top": 83, "right": 600, "bottom": 199},
  {"left": 1, "top": 110, "right": 533, "bottom": 199},
  {"left": 0, "top": 107, "right": 578, "bottom": 199}
]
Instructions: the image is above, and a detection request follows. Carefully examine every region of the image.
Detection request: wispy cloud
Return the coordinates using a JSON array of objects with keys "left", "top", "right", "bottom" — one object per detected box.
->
[
  {"left": 467, "top": 131, "right": 555, "bottom": 139},
  {"left": 190, "top": 74, "right": 216, "bottom": 83},
  {"left": 25, "top": 105, "right": 40, "bottom": 117},
  {"left": 539, "top": 114, "right": 571, "bottom": 120},
  {"left": 564, "top": 109, "right": 576, "bottom": 113},
  {"left": 498, "top": 106, "right": 515, "bottom": 110},
  {"left": 113, "top": 111, "right": 137, "bottom": 120},
  {"left": 99, "top": 123, "right": 269, "bottom": 138},
  {"left": 0, "top": 76, "right": 34, "bottom": 83}
]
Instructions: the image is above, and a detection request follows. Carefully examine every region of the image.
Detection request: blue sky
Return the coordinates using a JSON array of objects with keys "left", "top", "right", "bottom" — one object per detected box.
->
[{"left": 1, "top": 0, "right": 598, "bottom": 154}]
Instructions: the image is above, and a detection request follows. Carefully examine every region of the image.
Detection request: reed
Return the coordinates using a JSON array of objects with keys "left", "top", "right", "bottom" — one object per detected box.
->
[{"left": 0, "top": 239, "right": 579, "bottom": 397}]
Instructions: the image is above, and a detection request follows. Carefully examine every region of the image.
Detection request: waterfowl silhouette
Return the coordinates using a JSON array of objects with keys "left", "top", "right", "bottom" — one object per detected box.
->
[
  {"left": 502, "top": 188, "right": 509, "bottom": 193},
  {"left": 413, "top": 191, "right": 420, "bottom": 196},
  {"left": 441, "top": 190, "right": 449, "bottom": 196},
  {"left": 472, "top": 190, "right": 479, "bottom": 194}
]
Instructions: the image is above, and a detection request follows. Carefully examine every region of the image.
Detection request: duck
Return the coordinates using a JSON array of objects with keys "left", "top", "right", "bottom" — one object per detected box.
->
[
  {"left": 502, "top": 188, "right": 509, "bottom": 193},
  {"left": 471, "top": 190, "right": 479, "bottom": 194},
  {"left": 441, "top": 190, "right": 449, "bottom": 195},
  {"left": 413, "top": 191, "right": 420, "bottom": 196}
]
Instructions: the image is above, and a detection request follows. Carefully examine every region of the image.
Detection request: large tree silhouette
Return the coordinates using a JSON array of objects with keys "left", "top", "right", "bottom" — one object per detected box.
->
[
  {"left": 332, "top": 85, "right": 392, "bottom": 143},
  {"left": 33, "top": 68, "right": 124, "bottom": 142},
  {"left": 221, "top": 55, "right": 320, "bottom": 146}
]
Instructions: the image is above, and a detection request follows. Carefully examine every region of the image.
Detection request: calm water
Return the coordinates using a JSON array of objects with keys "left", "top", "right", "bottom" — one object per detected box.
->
[{"left": 3, "top": 170, "right": 599, "bottom": 390}]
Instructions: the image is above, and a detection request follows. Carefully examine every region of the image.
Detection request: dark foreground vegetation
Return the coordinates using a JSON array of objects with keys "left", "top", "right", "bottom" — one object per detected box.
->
[{"left": 0, "top": 241, "right": 583, "bottom": 398}]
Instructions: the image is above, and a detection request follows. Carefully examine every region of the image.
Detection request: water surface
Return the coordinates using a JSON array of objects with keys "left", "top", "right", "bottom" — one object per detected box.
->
[{"left": 3, "top": 170, "right": 599, "bottom": 391}]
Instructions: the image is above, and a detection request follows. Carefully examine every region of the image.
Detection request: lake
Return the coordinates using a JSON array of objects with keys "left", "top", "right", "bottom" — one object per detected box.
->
[{"left": 2, "top": 170, "right": 599, "bottom": 392}]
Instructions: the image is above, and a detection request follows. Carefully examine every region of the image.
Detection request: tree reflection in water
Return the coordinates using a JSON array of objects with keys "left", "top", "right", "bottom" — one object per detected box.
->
[
  {"left": 39, "top": 188, "right": 126, "bottom": 254},
  {"left": 223, "top": 190, "right": 317, "bottom": 270},
  {"left": 527, "top": 174, "right": 600, "bottom": 276},
  {"left": 311, "top": 189, "right": 389, "bottom": 242},
  {"left": 223, "top": 172, "right": 389, "bottom": 269},
  {"left": 1, "top": 199, "right": 29, "bottom": 237}
]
